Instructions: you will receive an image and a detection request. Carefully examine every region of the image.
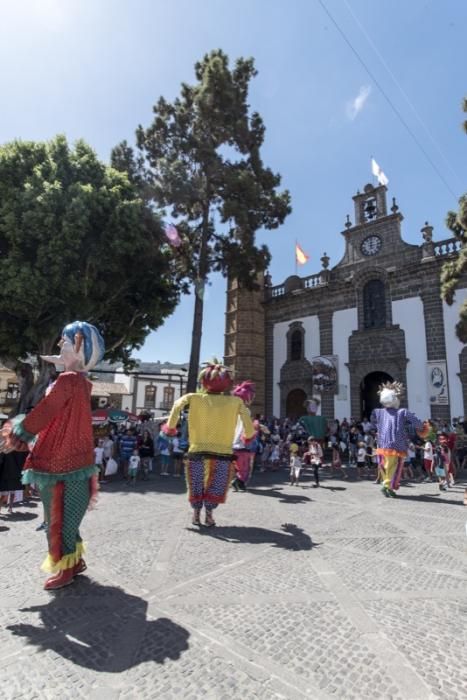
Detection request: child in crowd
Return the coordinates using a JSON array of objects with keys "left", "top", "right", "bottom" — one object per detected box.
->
[
  {"left": 94, "top": 439, "right": 105, "bottom": 483},
  {"left": 172, "top": 432, "right": 184, "bottom": 477},
  {"left": 356, "top": 441, "right": 367, "bottom": 479},
  {"left": 127, "top": 448, "right": 140, "bottom": 485},
  {"left": 423, "top": 439, "right": 434, "bottom": 482},
  {"left": 305, "top": 437, "right": 322, "bottom": 488},
  {"left": 402, "top": 442, "right": 416, "bottom": 481},
  {"left": 439, "top": 435, "right": 454, "bottom": 487},
  {"left": 330, "top": 435, "right": 348, "bottom": 479},
  {"left": 157, "top": 431, "right": 172, "bottom": 476},
  {"left": 270, "top": 440, "right": 281, "bottom": 471},
  {"left": 289, "top": 445, "right": 302, "bottom": 486}
]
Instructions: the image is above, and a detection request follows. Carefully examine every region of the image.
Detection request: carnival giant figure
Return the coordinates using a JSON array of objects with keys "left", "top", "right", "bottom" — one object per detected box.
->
[
  {"left": 371, "top": 381, "right": 428, "bottom": 498},
  {"left": 0, "top": 321, "right": 105, "bottom": 589},
  {"left": 163, "top": 360, "right": 254, "bottom": 527},
  {"left": 299, "top": 397, "right": 327, "bottom": 444},
  {"left": 232, "top": 381, "right": 256, "bottom": 492}
]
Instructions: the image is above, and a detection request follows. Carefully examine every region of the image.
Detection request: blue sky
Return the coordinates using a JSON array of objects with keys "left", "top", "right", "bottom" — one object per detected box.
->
[{"left": 1, "top": 0, "right": 466, "bottom": 363}]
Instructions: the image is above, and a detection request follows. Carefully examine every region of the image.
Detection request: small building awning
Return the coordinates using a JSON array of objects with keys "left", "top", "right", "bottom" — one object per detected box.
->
[{"left": 91, "top": 382, "right": 129, "bottom": 397}]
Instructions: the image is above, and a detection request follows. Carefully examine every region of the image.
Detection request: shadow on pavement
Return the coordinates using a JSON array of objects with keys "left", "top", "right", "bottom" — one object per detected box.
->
[
  {"left": 7, "top": 579, "right": 190, "bottom": 672},
  {"left": 0, "top": 525, "right": 9, "bottom": 531},
  {"left": 99, "top": 474, "right": 187, "bottom": 497},
  {"left": 190, "top": 522, "right": 317, "bottom": 551},
  {"left": 396, "top": 493, "right": 464, "bottom": 507},
  {"left": 0, "top": 511, "right": 37, "bottom": 521},
  {"left": 247, "top": 487, "right": 312, "bottom": 503},
  {"left": 314, "top": 485, "right": 347, "bottom": 492}
]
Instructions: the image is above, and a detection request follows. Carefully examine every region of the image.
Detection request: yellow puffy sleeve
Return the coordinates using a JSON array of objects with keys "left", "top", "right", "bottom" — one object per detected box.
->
[{"left": 166, "top": 393, "right": 192, "bottom": 432}]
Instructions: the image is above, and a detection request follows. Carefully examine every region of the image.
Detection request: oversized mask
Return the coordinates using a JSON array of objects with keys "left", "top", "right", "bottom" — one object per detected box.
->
[
  {"left": 41, "top": 321, "right": 105, "bottom": 372},
  {"left": 378, "top": 381, "right": 403, "bottom": 409},
  {"left": 305, "top": 398, "right": 320, "bottom": 415}
]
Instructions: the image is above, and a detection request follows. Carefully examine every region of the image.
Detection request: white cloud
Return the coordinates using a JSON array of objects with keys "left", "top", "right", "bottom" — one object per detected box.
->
[{"left": 346, "top": 85, "right": 371, "bottom": 120}]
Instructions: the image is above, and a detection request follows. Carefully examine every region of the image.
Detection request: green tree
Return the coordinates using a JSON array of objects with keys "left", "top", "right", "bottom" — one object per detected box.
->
[
  {"left": 441, "top": 97, "right": 467, "bottom": 342},
  {"left": 112, "top": 50, "right": 291, "bottom": 391},
  {"left": 0, "top": 135, "right": 179, "bottom": 412}
]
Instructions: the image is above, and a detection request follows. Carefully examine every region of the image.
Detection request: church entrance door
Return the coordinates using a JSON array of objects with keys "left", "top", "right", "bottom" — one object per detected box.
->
[
  {"left": 360, "top": 371, "right": 393, "bottom": 419},
  {"left": 286, "top": 388, "right": 307, "bottom": 420}
]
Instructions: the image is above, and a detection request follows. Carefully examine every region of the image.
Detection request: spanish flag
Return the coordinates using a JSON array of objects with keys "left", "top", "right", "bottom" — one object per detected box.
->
[{"left": 295, "top": 243, "right": 309, "bottom": 265}]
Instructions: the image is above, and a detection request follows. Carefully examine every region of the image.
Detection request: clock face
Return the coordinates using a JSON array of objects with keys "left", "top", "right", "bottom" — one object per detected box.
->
[{"left": 361, "top": 235, "right": 382, "bottom": 256}]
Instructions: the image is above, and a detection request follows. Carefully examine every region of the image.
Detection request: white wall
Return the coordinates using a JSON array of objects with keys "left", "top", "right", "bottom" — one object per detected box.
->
[
  {"left": 443, "top": 288, "right": 467, "bottom": 419},
  {"left": 333, "top": 308, "right": 358, "bottom": 420},
  {"left": 392, "top": 297, "right": 429, "bottom": 417},
  {"left": 112, "top": 370, "right": 133, "bottom": 411},
  {"left": 272, "top": 315, "right": 320, "bottom": 417}
]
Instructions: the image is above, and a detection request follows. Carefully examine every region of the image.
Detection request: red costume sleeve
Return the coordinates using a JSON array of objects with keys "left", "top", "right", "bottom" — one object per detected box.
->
[{"left": 23, "top": 374, "right": 75, "bottom": 436}]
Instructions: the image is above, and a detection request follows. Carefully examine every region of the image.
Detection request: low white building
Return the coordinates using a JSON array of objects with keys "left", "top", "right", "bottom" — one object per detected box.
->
[{"left": 93, "top": 361, "right": 188, "bottom": 418}]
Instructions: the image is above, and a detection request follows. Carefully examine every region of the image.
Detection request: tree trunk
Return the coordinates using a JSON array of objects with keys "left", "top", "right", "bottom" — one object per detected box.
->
[
  {"left": 187, "top": 208, "right": 210, "bottom": 392},
  {"left": 14, "top": 362, "right": 54, "bottom": 417}
]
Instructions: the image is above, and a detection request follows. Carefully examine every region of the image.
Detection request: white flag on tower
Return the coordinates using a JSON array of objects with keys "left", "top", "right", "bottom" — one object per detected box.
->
[{"left": 371, "top": 158, "right": 389, "bottom": 186}]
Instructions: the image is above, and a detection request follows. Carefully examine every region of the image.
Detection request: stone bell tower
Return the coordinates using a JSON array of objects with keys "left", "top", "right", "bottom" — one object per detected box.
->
[{"left": 224, "top": 273, "right": 266, "bottom": 417}]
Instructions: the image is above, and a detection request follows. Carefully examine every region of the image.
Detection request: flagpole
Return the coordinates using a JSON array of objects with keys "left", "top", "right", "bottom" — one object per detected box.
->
[{"left": 295, "top": 239, "right": 297, "bottom": 276}]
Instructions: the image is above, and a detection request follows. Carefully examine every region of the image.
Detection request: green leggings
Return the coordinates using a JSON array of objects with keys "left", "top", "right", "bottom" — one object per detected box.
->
[{"left": 41, "top": 478, "right": 90, "bottom": 565}]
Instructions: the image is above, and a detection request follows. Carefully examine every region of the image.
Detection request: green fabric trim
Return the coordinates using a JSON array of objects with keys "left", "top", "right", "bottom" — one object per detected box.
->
[
  {"left": 11, "top": 414, "right": 36, "bottom": 444},
  {"left": 22, "top": 464, "right": 98, "bottom": 488}
]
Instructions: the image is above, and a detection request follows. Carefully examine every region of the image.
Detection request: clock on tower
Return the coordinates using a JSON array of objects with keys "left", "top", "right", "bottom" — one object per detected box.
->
[{"left": 361, "top": 235, "right": 382, "bottom": 256}]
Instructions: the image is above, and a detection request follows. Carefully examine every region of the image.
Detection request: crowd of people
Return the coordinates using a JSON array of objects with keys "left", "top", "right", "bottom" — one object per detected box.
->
[
  {"left": 3, "top": 408, "right": 466, "bottom": 514},
  {"left": 84, "top": 411, "right": 467, "bottom": 496}
]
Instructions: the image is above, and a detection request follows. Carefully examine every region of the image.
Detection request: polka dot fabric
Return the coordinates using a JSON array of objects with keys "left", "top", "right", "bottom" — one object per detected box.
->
[{"left": 186, "top": 455, "right": 235, "bottom": 510}]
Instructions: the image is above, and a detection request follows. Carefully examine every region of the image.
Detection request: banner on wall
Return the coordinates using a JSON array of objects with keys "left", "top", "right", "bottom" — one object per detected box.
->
[
  {"left": 427, "top": 360, "right": 449, "bottom": 405},
  {"left": 312, "top": 355, "right": 338, "bottom": 393}
]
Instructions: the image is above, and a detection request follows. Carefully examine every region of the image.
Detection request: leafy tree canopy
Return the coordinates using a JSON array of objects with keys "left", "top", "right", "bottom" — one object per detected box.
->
[
  {"left": 441, "top": 97, "right": 467, "bottom": 342},
  {"left": 0, "top": 135, "right": 179, "bottom": 404}
]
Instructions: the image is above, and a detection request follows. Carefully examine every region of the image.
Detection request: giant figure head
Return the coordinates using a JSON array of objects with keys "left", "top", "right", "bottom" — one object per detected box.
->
[
  {"left": 304, "top": 397, "right": 320, "bottom": 415},
  {"left": 42, "top": 321, "right": 105, "bottom": 372},
  {"left": 233, "top": 380, "right": 256, "bottom": 406},
  {"left": 198, "top": 359, "right": 233, "bottom": 394},
  {"left": 378, "top": 381, "right": 404, "bottom": 409}
]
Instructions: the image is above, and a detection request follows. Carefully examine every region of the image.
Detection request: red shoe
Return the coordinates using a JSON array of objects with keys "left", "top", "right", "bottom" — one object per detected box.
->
[
  {"left": 44, "top": 567, "right": 75, "bottom": 590},
  {"left": 72, "top": 558, "right": 87, "bottom": 576}
]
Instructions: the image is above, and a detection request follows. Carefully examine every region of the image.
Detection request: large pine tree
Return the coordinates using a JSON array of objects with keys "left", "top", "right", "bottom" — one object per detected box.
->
[{"left": 112, "top": 50, "right": 291, "bottom": 390}]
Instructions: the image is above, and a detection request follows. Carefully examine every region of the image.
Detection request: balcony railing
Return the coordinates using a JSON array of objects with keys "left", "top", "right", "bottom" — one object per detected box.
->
[
  {"left": 158, "top": 401, "right": 174, "bottom": 411},
  {"left": 434, "top": 237, "right": 462, "bottom": 257}
]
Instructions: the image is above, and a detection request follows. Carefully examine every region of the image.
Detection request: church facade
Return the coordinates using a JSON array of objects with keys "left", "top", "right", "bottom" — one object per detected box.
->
[{"left": 224, "top": 183, "right": 466, "bottom": 422}]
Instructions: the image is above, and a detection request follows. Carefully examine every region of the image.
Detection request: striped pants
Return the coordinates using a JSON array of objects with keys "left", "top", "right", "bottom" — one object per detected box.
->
[{"left": 185, "top": 455, "right": 235, "bottom": 511}]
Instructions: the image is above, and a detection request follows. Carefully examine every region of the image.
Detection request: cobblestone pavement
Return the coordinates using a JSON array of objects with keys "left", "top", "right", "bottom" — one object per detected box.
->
[{"left": 2, "top": 467, "right": 467, "bottom": 699}]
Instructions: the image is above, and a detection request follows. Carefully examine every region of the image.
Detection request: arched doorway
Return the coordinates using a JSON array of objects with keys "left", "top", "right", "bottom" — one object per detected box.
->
[
  {"left": 360, "top": 371, "right": 393, "bottom": 419},
  {"left": 286, "top": 388, "right": 307, "bottom": 420}
]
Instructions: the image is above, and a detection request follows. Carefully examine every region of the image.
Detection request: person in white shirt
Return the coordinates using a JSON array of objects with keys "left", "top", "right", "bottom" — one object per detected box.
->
[
  {"left": 356, "top": 442, "right": 367, "bottom": 479},
  {"left": 304, "top": 437, "right": 323, "bottom": 487},
  {"left": 423, "top": 440, "right": 434, "bottom": 481},
  {"left": 289, "top": 451, "right": 302, "bottom": 486},
  {"left": 94, "top": 441, "right": 105, "bottom": 482},
  {"left": 127, "top": 449, "right": 140, "bottom": 485}
]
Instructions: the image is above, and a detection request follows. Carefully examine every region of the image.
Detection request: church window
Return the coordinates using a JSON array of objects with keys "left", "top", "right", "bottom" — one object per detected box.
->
[
  {"left": 290, "top": 330, "right": 303, "bottom": 360},
  {"left": 363, "top": 279, "right": 386, "bottom": 329}
]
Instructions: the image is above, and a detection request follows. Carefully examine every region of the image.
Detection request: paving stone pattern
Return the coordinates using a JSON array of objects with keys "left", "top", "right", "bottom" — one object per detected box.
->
[{"left": 1, "top": 469, "right": 467, "bottom": 699}]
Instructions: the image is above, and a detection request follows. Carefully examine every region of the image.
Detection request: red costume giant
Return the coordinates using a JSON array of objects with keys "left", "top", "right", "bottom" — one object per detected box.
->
[{"left": 0, "top": 321, "right": 105, "bottom": 590}]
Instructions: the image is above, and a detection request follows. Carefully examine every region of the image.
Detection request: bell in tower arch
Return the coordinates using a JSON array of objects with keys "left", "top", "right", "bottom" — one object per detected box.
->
[{"left": 363, "top": 196, "right": 377, "bottom": 221}]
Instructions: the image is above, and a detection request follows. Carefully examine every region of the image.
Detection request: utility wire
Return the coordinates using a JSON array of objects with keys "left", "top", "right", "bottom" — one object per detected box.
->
[
  {"left": 318, "top": 0, "right": 458, "bottom": 201},
  {"left": 343, "top": 0, "right": 462, "bottom": 187}
]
